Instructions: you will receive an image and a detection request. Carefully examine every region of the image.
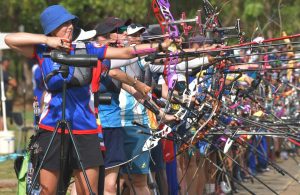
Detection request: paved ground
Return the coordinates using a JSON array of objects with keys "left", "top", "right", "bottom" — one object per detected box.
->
[
  {"left": 237, "top": 156, "right": 300, "bottom": 195},
  {"left": 0, "top": 156, "right": 299, "bottom": 195}
]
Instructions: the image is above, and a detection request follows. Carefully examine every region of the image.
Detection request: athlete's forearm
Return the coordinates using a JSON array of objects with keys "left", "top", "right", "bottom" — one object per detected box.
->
[
  {"left": 5, "top": 33, "right": 48, "bottom": 46},
  {"left": 5, "top": 33, "right": 47, "bottom": 58},
  {"left": 108, "top": 69, "right": 139, "bottom": 86},
  {"left": 110, "top": 58, "right": 139, "bottom": 69}
]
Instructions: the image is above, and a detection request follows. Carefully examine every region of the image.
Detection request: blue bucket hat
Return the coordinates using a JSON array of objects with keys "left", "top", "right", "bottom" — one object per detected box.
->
[{"left": 40, "top": 5, "right": 78, "bottom": 35}]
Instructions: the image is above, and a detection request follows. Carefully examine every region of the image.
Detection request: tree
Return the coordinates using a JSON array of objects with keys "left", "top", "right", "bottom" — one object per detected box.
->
[{"left": 0, "top": 0, "right": 299, "bottom": 38}]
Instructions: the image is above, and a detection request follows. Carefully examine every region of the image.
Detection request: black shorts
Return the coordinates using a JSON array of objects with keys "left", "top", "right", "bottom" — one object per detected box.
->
[
  {"left": 103, "top": 127, "right": 126, "bottom": 168},
  {"left": 36, "top": 130, "right": 104, "bottom": 171},
  {"left": 149, "top": 141, "right": 165, "bottom": 172}
]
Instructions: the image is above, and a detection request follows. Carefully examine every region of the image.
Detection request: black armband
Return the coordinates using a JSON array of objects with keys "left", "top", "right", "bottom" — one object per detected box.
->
[
  {"left": 158, "top": 42, "right": 164, "bottom": 52},
  {"left": 144, "top": 99, "right": 160, "bottom": 115},
  {"left": 152, "top": 84, "right": 162, "bottom": 99}
]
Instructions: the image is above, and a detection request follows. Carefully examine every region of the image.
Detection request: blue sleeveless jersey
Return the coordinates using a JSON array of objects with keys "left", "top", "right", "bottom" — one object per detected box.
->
[
  {"left": 34, "top": 43, "right": 107, "bottom": 134},
  {"left": 98, "top": 60, "right": 122, "bottom": 128}
]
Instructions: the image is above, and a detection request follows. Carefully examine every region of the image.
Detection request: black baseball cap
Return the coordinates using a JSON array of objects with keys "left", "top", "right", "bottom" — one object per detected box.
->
[
  {"left": 141, "top": 26, "right": 163, "bottom": 41},
  {"left": 146, "top": 26, "right": 163, "bottom": 36},
  {"left": 95, "top": 17, "right": 131, "bottom": 36}
]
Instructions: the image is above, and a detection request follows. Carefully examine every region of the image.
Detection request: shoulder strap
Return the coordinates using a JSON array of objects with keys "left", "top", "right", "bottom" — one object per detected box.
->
[{"left": 91, "top": 60, "right": 105, "bottom": 151}]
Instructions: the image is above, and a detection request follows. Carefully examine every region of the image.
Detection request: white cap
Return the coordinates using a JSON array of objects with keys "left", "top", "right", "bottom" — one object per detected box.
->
[
  {"left": 74, "top": 29, "right": 96, "bottom": 42},
  {"left": 127, "top": 24, "right": 145, "bottom": 35}
]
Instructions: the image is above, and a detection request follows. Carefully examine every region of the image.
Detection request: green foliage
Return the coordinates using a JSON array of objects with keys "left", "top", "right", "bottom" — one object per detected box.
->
[
  {"left": 0, "top": 0, "right": 299, "bottom": 38},
  {"left": 280, "top": 0, "right": 300, "bottom": 34},
  {"left": 243, "top": 1, "right": 264, "bottom": 19},
  {"left": 59, "top": 0, "right": 150, "bottom": 28},
  {"left": 0, "top": 0, "right": 46, "bottom": 32}
]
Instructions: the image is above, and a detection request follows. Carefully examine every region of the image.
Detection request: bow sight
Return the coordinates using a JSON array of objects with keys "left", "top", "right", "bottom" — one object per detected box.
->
[
  {"left": 149, "top": 13, "right": 244, "bottom": 44},
  {"left": 205, "top": 19, "right": 244, "bottom": 44}
]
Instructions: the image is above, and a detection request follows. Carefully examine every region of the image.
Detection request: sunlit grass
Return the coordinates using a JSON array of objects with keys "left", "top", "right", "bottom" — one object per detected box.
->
[
  {"left": 0, "top": 107, "right": 34, "bottom": 194},
  {"left": 0, "top": 160, "right": 17, "bottom": 195}
]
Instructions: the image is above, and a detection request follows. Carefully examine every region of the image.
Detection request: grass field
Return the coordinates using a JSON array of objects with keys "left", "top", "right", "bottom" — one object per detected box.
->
[
  {"left": 0, "top": 160, "right": 16, "bottom": 180},
  {"left": 0, "top": 188, "right": 17, "bottom": 195},
  {"left": 0, "top": 104, "right": 34, "bottom": 195},
  {"left": 0, "top": 160, "right": 18, "bottom": 195}
]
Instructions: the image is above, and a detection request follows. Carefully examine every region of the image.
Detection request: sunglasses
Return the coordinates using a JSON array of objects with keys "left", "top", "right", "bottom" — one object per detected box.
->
[
  {"left": 111, "top": 26, "right": 127, "bottom": 34},
  {"left": 129, "top": 24, "right": 141, "bottom": 29}
]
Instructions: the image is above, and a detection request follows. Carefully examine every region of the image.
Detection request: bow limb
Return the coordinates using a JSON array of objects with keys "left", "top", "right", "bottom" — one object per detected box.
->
[
  {"left": 190, "top": 99, "right": 220, "bottom": 144},
  {"left": 152, "top": 0, "right": 181, "bottom": 88}
]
